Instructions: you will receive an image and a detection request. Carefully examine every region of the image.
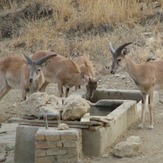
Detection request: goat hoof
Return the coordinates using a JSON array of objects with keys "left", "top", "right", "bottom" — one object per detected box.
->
[{"left": 138, "top": 124, "right": 144, "bottom": 129}]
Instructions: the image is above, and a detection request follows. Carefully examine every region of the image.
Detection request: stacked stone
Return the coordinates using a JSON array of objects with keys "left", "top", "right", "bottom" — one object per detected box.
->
[{"left": 35, "top": 128, "right": 82, "bottom": 163}]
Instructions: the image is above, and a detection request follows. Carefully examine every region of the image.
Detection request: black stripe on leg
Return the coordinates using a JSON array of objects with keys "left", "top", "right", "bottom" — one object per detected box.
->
[
  {"left": 141, "top": 91, "right": 147, "bottom": 104},
  {"left": 148, "top": 95, "right": 150, "bottom": 104},
  {"left": 66, "top": 88, "right": 70, "bottom": 97},
  {"left": 26, "top": 88, "right": 29, "bottom": 92},
  {"left": 66, "top": 88, "right": 70, "bottom": 92},
  {"left": 142, "top": 97, "right": 144, "bottom": 104}
]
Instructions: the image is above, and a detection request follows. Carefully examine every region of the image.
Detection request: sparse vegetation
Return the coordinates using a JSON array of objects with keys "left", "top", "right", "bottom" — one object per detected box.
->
[
  {"left": 0, "top": 0, "right": 163, "bottom": 70},
  {"left": 5, "top": 145, "right": 14, "bottom": 152}
]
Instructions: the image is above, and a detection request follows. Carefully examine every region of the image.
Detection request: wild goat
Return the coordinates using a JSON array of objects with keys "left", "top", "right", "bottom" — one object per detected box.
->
[
  {"left": 75, "top": 55, "right": 94, "bottom": 79},
  {"left": 0, "top": 53, "right": 57, "bottom": 100},
  {"left": 31, "top": 50, "right": 88, "bottom": 97},
  {"left": 108, "top": 41, "right": 163, "bottom": 129},
  {"left": 75, "top": 55, "right": 98, "bottom": 100}
]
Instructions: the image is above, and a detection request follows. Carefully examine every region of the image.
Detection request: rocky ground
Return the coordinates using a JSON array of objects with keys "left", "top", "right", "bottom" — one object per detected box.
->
[{"left": 0, "top": 68, "right": 163, "bottom": 162}]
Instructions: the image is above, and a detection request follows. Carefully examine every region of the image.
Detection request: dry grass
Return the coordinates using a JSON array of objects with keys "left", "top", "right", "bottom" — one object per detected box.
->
[{"left": 0, "top": 0, "right": 163, "bottom": 70}]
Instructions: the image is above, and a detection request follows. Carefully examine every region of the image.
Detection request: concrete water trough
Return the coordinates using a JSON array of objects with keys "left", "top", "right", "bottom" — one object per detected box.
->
[
  {"left": 82, "top": 89, "right": 159, "bottom": 156},
  {"left": 14, "top": 89, "right": 159, "bottom": 162},
  {"left": 90, "top": 100, "right": 123, "bottom": 116}
]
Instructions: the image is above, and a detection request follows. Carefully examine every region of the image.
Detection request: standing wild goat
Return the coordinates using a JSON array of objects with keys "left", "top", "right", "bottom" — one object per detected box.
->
[
  {"left": 31, "top": 50, "right": 88, "bottom": 97},
  {"left": 0, "top": 53, "right": 57, "bottom": 100},
  {"left": 75, "top": 55, "right": 98, "bottom": 100},
  {"left": 108, "top": 41, "right": 163, "bottom": 129}
]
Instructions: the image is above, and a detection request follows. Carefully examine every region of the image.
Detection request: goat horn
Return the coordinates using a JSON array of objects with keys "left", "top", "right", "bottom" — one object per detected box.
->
[
  {"left": 23, "top": 53, "right": 33, "bottom": 65},
  {"left": 35, "top": 53, "right": 57, "bottom": 65},
  {"left": 115, "top": 42, "right": 132, "bottom": 55},
  {"left": 108, "top": 42, "right": 116, "bottom": 55}
]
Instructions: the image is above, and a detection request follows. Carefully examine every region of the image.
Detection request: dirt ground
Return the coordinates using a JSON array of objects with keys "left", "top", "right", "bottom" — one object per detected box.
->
[
  {"left": 90, "top": 70, "right": 163, "bottom": 163},
  {"left": 0, "top": 67, "right": 163, "bottom": 163}
]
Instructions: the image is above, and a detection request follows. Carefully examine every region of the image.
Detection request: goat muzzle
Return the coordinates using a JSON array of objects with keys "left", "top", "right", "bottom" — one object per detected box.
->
[
  {"left": 29, "top": 79, "right": 33, "bottom": 83},
  {"left": 110, "top": 70, "right": 115, "bottom": 74}
]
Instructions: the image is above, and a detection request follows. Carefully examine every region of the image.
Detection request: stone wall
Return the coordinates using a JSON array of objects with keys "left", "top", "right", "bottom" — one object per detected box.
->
[{"left": 35, "top": 128, "right": 82, "bottom": 163}]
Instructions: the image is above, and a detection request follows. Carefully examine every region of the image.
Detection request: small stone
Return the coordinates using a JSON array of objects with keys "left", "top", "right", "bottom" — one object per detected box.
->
[
  {"left": 58, "top": 123, "right": 69, "bottom": 130},
  {"left": 12, "top": 103, "right": 17, "bottom": 107},
  {"left": 115, "top": 74, "right": 120, "bottom": 77},
  {"left": 121, "top": 75, "right": 126, "bottom": 79}
]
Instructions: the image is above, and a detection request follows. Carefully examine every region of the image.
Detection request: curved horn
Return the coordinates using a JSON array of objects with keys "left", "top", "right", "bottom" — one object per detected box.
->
[
  {"left": 115, "top": 42, "right": 132, "bottom": 55},
  {"left": 23, "top": 53, "right": 33, "bottom": 65},
  {"left": 108, "top": 42, "right": 116, "bottom": 55},
  {"left": 35, "top": 53, "right": 57, "bottom": 65}
]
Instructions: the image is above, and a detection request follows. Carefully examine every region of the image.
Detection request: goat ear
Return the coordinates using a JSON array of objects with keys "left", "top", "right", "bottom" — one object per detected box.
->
[
  {"left": 108, "top": 42, "right": 116, "bottom": 56},
  {"left": 82, "top": 74, "right": 89, "bottom": 81},
  {"left": 23, "top": 53, "right": 33, "bottom": 65},
  {"left": 88, "top": 77, "right": 92, "bottom": 82},
  {"left": 88, "top": 77, "right": 98, "bottom": 84},
  {"left": 40, "top": 60, "right": 50, "bottom": 68}
]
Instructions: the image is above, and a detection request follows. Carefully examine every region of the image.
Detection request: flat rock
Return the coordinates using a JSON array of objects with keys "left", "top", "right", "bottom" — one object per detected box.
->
[{"left": 112, "top": 136, "right": 142, "bottom": 158}]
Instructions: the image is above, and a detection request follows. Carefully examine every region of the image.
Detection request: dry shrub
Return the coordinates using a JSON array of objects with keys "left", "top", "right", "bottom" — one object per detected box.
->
[
  {"left": 11, "top": 0, "right": 156, "bottom": 47},
  {"left": 0, "top": 0, "right": 16, "bottom": 10},
  {"left": 0, "top": 0, "right": 29, "bottom": 10},
  {"left": 1, "top": 0, "right": 163, "bottom": 70},
  {"left": 77, "top": 0, "right": 141, "bottom": 26},
  {"left": 45, "top": 0, "right": 149, "bottom": 31},
  {"left": 20, "top": 0, "right": 155, "bottom": 32},
  {"left": 12, "top": 19, "right": 67, "bottom": 53},
  {"left": 49, "top": 0, "right": 77, "bottom": 31}
]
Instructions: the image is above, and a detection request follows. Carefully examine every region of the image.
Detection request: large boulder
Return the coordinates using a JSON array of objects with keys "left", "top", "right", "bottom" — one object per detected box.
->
[
  {"left": 61, "top": 95, "right": 90, "bottom": 121},
  {"left": 112, "top": 136, "right": 142, "bottom": 158},
  {"left": 21, "top": 92, "right": 62, "bottom": 119}
]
